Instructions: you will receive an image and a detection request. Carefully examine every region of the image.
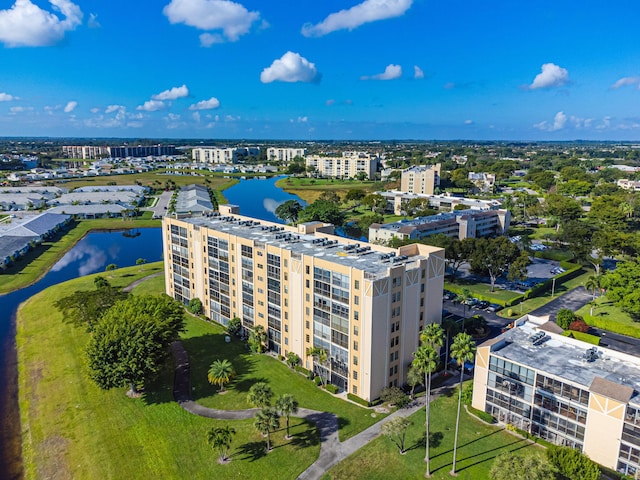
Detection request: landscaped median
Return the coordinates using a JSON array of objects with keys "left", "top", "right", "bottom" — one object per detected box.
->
[{"left": 17, "top": 265, "right": 382, "bottom": 479}]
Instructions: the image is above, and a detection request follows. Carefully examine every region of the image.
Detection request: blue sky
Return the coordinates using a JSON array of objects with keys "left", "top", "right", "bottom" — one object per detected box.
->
[{"left": 0, "top": 0, "right": 639, "bottom": 140}]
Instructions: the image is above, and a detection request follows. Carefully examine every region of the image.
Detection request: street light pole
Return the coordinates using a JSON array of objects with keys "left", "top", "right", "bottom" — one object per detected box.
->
[{"left": 552, "top": 277, "right": 556, "bottom": 298}]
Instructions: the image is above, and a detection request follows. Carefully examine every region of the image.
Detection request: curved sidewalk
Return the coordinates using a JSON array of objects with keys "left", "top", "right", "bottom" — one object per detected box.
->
[{"left": 171, "top": 341, "right": 461, "bottom": 480}]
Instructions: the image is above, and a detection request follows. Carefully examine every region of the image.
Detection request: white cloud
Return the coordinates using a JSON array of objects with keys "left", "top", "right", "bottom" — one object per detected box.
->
[
  {"left": 152, "top": 84, "right": 189, "bottom": 101},
  {"left": 105, "top": 104, "right": 125, "bottom": 114},
  {"left": 189, "top": 97, "right": 220, "bottom": 110},
  {"left": 533, "top": 111, "right": 567, "bottom": 131},
  {"left": 0, "top": 0, "right": 82, "bottom": 47},
  {"left": 610, "top": 77, "right": 640, "bottom": 89},
  {"left": 302, "top": 0, "right": 412, "bottom": 37},
  {"left": 464, "top": 119, "right": 473, "bottom": 125},
  {"left": 87, "top": 12, "right": 100, "bottom": 28},
  {"left": 137, "top": 100, "right": 166, "bottom": 112},
  {"left": 163, "top": 0, "right": 260, "bottom": 42},
  {"left": 361, "top": 64, "right": 402, "bottom": 81},
  {"left": 199, "top": 32, "right": 224, "bottom": 47},
  {"left": 260, "top": 52, "right": 321, "bottom": 83},
  {"left": 529, "top": 63, "right": 569, "bottom": 90},
  {"left": 64, "top": 100, "right": 77, "bottom": 113},
  {"left": 0, "top": 92, "right": 17, "bottom": 101},
  {"left": 90, "top": 107, "right": 99, "bottom": 114},
  {"left": 167, "top": 113, "right": 181, "bottom": 121},
  {"left": 9, "top": 106, "right": 33, "bottom": 113},
  {"left": 414, "top": 65, "right": 424, "bottom": 79},
  {"left": 192, "top": 111, "right": 201, "bottom": 122}
]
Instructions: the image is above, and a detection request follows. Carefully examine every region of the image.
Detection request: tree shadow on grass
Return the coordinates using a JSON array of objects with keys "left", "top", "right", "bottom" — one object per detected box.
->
[
  {"left": 233, "top": 376, "right": 271, "bottom": 394},
  {"left": 235, "top": 441, "right": 268, "bottom": 462},
  {"left": 430, "top": 427, "right": 504, "bottom": 460},
  {"left": 407, "top": 431, "right": 444, "bottom": 452},
  {"left": 289, "top": 422, "right": 320, "bottom": 450},
  {"left": 455, "top": 438, "right": 531, "bottom": 472}
]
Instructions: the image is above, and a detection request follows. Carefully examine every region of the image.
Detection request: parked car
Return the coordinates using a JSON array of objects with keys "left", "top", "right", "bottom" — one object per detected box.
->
[
  {"left": 476, "top": 300, "right": 490, "bottom": 309},
  {"left": 464, "top": 297, "right": 479, "bottom": 306},
  {"left": 486, "top": 303, "right": 503, "bottom": 312}
]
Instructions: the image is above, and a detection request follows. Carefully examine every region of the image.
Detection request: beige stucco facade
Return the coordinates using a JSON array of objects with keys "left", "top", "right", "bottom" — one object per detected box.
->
[
  {"left": 163, "top": 212, "right": 444, "bottom": 402},
  {"left": 400, "top": 164, "right": 441, "bottom": 195}
]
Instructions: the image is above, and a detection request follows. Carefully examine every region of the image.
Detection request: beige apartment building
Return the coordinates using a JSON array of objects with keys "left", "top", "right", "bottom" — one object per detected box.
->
[
  {"left": 400, "top": 164, "right": 441, "bottom": 195},
  {"left": 163, "top": 208, "right": 445, "bottom": 402},
  {"left": 473, "top": 315, "right": 640, "bottom": 476},
  {"left": 62, "top": 145, "right": 109, "bottom": 159},
  {"left": 305, "top": 153, "right": 378, "bottom": 179},
  {"left": 267, "top": 147, "right": 306, "bottom": 164}
]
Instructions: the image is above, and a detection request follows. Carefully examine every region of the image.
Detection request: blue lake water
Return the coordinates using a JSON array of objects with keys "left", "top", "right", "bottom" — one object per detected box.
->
[{"left": 223, "top": 176, "right": 306, "bottom": 222}]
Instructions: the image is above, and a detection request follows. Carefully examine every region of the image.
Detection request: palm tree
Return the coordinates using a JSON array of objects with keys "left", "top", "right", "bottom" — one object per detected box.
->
[
  {"left": 442, "top": 317, "right": 463, "bottom": 368},
  {"left": 275, "top": 394, "right": 299, "bottom": 439},
  {"left": 247, "top": 382, "right": 273, "bottom": 408},
  {"left": 450, "top": 332, "right": 477, "bottom": 476},
  {"left": 307, "top": 347, "right": 329, "bottom": 386},
  {"left": 254, "top": 408, "right": 280, "bottom": 452},
  {"left": 421, "top": 323, "right": 445, "bottom": 350},
  {"left": 249, "top": 325, "right": 267, "bottom": 353},
  {"left": 413, "top": 344, "right": 439, "bottom": 477},
  {"left": 286, "top": 352, "right": 301, "bottom": 369},
  {"left": 207, "top": 425, "right": 236, "bottom": 463},
  {"left": 455, "top": 288, "right": 472, "bottom": 318},
  {"left": 207, "top": 359, "right": 235, "bottom": 393},
  {"left": 584, "top": 275, "right": 600, "bottom": 301}
]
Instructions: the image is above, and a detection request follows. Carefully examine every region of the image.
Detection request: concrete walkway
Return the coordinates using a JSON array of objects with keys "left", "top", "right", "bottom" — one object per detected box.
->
[
  {"left": 170, "top": 341, "right": 464, "bottom": 480},
  {"left": 122, "top": 272, "right": 163, "bottom": 293}
]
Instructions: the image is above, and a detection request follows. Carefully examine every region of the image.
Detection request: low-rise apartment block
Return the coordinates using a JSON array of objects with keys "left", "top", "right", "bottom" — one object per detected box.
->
[
  {"left": 400, "top": 164, "right": 441, "bottom": 195},
  {"left": 305, "top": 153, "right": 378, "bottom": 179},
  {"left": 473, "top": 315, "right": 640, "bottom": 476},
  {"left": 267, "top": 147, "right": 306, "bottom": 164},
  {"left": 163, "top": 209, "right": 445, "bottom": 402},
  {"left": 192, "top": 147, "right": 260, "bottom": 164},
  {"left": 378, "top": 190, "right": 502, "bottom": 216},
  {"left": 369, "top": 209, "right": 510, "bottom": 244},
  {"left": 63, "top": 145, "right": 176, "bottom": 159}
]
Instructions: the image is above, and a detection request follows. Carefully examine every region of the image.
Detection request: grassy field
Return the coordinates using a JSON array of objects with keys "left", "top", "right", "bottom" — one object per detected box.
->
[
  {"left": 577, "top": 296, "right": 640, "bottom": 338},
  {"left": 17, "top": 264, "right": 320, "bottom": 480},
  {"left": 0, "top": 217, "right": 160, "bottom": 295},
  {"left": 53, "top": 171, "right": 238, "bottom": 192},
  {"left": 276, "top": 177, "right": 386, "bottom": 203},
  {"left": 445, "top": 280, "right": 522, "bottom": 305},
  {"left": 323, "top": 387, "right": 540, "bottom": 479}
]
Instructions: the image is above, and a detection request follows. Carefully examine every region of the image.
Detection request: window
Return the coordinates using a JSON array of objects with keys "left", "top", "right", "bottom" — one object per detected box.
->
[
  {"left": 284, "top": 324, "right": 288, "bottom": 332},
  {"left": 420, "top": 298, "right": 424, "bottom": 307},
  {"left": 354, "top": 325, "right": 359, "bottom": 336},
  {"left": 306, "top": 280, "right": 310, "bottom": 288},
  {"left": 285, "top": 337, "right": 288, "bottom": 345},
  {"left": 389, "top": 368, "right": 394, "bottom": 377},
  {"left": 395, "top": 351, "right": 399, "bottom": 361},
  {"left": 353, "top": 371, "right": 358, "bottom": 380},
  {"left": 394, "top": 365, "right": 398, "bottom": 374},
  {"left": 354, "top": 295, "right": 359, "bottom": 305},
  {"left": 284, "top": 299, "right": 288, "bottom": 307},
  {"left": 353, "top": 356, "right": 358, "bottom": 366},
  {"left": 391, "top": 323, "right": 395, "bottom": 333},
  {"left": 306, "top": 334, "right": 310, "bottom": 343},
  {"left": 354, "top": 280, "right": 360, "bottom": 290},
  {"left": 354, "top": 311, "right": 359, "bottom": 321},
  {"left": 284, "top": 259, "right": 288, "bottom": 268},
  {"left": 306, "top": 265, "right": 310, "bottom": 275},
  {"left": 421, "top": 284, "right": 425, "bottom": 293},
  {"left": 353, "top": 385, "right": 358, "bottom": 394},
  {"left": 353, "top": 341, "right": 359, "bottom": 351}
]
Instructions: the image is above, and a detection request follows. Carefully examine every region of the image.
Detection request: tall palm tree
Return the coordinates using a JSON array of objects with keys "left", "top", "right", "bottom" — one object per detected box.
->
[
  {"left": 275, "top": 394, "right": 299, "bottom": 439},
  {"left": 584, "top": 275, "right": 600, "bottom": 301},
  {"left": 412, "top": 344, "right": 439, "bottom": 478},
  {"left": 207, "top": 359, "right": 235, "bottom": 393},
  {"left": 247, "top": 382, "right": 274, "bottom": 408},
  {"left": 455, "top": 288, "right": 472, "bottom": 319},
  {"left": 450, "top": 332, "right": 477, "bottom": 476},
  {"left": 307, "top": 347, "right": 329, "bottom": 386},
  {"left": 254, "top": 408, "right": 280, "bottom": 452},
  {"left": 207, "top": 425, "right": 236, "bottom": 463},
  {"left": 421, "top": 323, "right": 445, "bottom": 350}
]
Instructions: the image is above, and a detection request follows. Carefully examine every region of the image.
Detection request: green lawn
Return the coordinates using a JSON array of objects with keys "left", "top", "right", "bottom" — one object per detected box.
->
[
  {"left": 0, "top": 218, "right": 160, "bottom": 295},
  {"left": 324, "top": 388, "right": 540, "bottom": 479},
  {"left": 276, "top": 177, "right": 386, "bottom": 203},
  {"left": 577, "top": 296, "right": 640, "bottom": 339},
  {"left": 18, "top": 264, "right": 320, "bottom": 479},
  {"left": 445, "top": 280, "right": 522, "bottom": 305}
]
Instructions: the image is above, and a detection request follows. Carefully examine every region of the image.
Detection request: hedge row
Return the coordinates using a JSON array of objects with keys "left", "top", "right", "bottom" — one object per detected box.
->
[
  {"left": 582, "top": 314, "right": 640, "bottom": 339},
  {"left": 445, "top": 284, "right": 515, "bottom": 307},
  {"left": 467, "top": 405, "right": 496, "bottom": 424},
  {"left": 562, "top": 330, "right": 601, "bottom": 345},
  {"left": 325, "top": 384, "right": 339, "bottom": 394},
  {"left": 523, "top": 262, "right": 582, "bottom": 300},
  {"left": 347, "top": 393, "right": 371, "bottom": 407}
]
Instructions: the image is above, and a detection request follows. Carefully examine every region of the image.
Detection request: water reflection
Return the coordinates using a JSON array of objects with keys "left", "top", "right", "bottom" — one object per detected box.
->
[{"left": 52, "top": 243, "right": 108, "bottom": 276}]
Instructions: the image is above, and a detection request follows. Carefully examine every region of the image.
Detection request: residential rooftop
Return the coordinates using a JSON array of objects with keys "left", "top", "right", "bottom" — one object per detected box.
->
[{"left": 486, "top": 315, "right": 640, "bottom": 405}]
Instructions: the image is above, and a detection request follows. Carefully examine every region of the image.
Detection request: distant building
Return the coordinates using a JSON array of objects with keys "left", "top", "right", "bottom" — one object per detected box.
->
[
  {"left": 62, "top": 146, "right": 110, "bottom": 159},
  {"left": 369, "top": 209, "right": 510, "bottom": 244},
  {"left": 63, "top": 145, "right": 176, "bottom": 159},
  {"left": 400, "top": 164, "right": 441, "bottom": 195},
  {"left": 468, "top": 172, "right": 496, "bottom": 192},
  {"left": 191, "top": 147, "right": 260, "bottom": 164},
  {"left": 378, "top": 190, "right": 502, "bottom": 216},
  {"left": 617, "top": 179, "right": 640, "bottom": 191},
  {"left": 305, "top": 153, "right": 378, "bottom": 179},
  {"left": 473, "top": 314, "right": 640, "bottom": 476},
  {"left": 267, "top": 147, "right": 306, "bottom": 164},
  {"left": 173, "top": 184, "right": 214, "bottom": 216}
]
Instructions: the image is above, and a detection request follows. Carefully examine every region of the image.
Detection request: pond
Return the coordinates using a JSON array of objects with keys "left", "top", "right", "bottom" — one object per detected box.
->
[{"left": 0, "top": 227, "right": 162, "bottom": 478}]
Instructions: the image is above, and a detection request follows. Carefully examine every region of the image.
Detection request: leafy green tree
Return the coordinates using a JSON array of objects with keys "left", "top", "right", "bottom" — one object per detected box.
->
[
  {"left": 556, "top": 309, "right": 576, "bottom": 329},
  {"left": 381, "top": 417, "right": 412, "bottom": 454},
  {"left": 545, "top": 194, "right": 582, "bottom": 227},
  {"left": 207, "top": 425, "right": 236, "bottom": 463},
  {"left": 94, "top": 276, "right": 110, "bottom": 289},
  {"left": 468, "top": 237, "right": 528, "bottom": 292},
  {"left": 275, "top": 394, "right": 299, "bottom": 439},
  {"left": 105, "top": 263, "right": 118, "bottom": 272},
  {"left": 406, "top": 365, "right": 423, "bottom": 400},
  {"left": 207, "top": 359, "right": 235, "bottom": 393},
  {"left": 55, "top": 281, "right": 128, "bottom": 331},
  {"left": 450, "top": 332, "right": 476, "bottom": 476},
  {"left": 318, "top": 190, "right": 342, "bottom": 204},
  {"left": 601, "top": 260, "right": 640, "bottom": 317},
  {"left": 135, "top": 258, "right": 147, "bottom": 269},
  {"left": 285, "top": 352, "right": 301, "bottom": 369},
  {"left": 380, "top": 386, "right": 409, "bottom": 407},
  {"left": 361, "top": 193, "right": 387, "bottom": 213},
  {"left": 286, "top": 161, "right": 306, "bottom": 175},
  {"left": 188, "top": 297, "right": 203, "bottom": 315},
  {"left": 227, "top": 317, "right": 242, "bottom": 337},
  {"left": 412, "top": 344, "right": 439, "bottom": 477},
  {"left": 345, "top": 188, "right": 366, "bottom": 202},
  {"left": 274, "top": 200, "right": 303, "bottom": 224},
  {"left": 247, "top": 382, "right": 274, "bottom": 408},
  {"left": 588, "top": 195, "right": 628, "bottom": 232},
  {"left": 358, "top": 213, "right": 384, "bottom": 235},
  {"left": 254, "top": 408, "right": 280, "bottom": 452},
  {"left": 490, "top": 452, "right": 557, "bottom": 480},
  {"left": 248, "top": 325, "right": 267, "bottom": 353},
  {"left": 85, "top": 295, "right": 185, "bottom": 395},
  {"left": 546, "top": 445, "right": 600, "bottom": 480},
  {"left": 298, "top": 200, "right": 345, "bottom": 226}
]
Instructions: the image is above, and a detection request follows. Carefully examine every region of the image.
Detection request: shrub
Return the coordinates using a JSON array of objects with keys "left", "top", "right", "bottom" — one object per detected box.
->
[
  {"left": 546, "top": 445, "right": 600, "bottom": 480},
  {"left": 568, "top": 318, "right": 590, "bottom": 333},
  {"left": 461, "top": 383, "right": 473, "bottom": 405},
  {"left": 467, "top": 405, "right": 495, "bottom": 424},
  {"left": 278, "top": 354, "right": 284, "bottom": 361},
  {"left": 347, "top": 393, "right": 371, "bottom": 407},
  {"left": 293, "top": 365, "right": 310, "bottom": 376},
  {"left": 314, "top": 376, "right": 322, "bottom": 386},
  {"left": 507, "top": 308, "right": 514, "bottom": 317},
  {"left": 325, "top": 384, "right": 339, "bottom": 394},
  {"left": 188, "top": 298, "right": 203, "bottom": 315},
  {"left": 226, "top": 317, "right": 242, "bottom": 337},
  {"left": 306, "top": 370, "right": 315, "bottom": 381},
  {"left": 556, "top": 309, "right": 576, "bottom": 329},
  {"left": 380, "top": 386, "right": 409, "bottom": 407}
]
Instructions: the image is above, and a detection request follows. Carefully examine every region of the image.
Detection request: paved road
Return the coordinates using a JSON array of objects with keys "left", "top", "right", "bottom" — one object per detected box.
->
[
  {"left": 146, "top": 190, "right": 172, "bottom": 218},
  {"left": 528, "top": 286, "right": 591, "bottom": 320}
]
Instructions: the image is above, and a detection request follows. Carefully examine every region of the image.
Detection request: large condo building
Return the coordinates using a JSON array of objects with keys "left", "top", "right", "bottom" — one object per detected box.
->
[
  {"left": 62, "top": 145, "right": 110, "bottom": 159},
  {"left": 400, "top": 164, "right": 441, "bottom": 195},
  {"left": 473, "top": 315, "right": 640, "bottom": 476},
  {"left": 369, "top": 208, "right": 511, "bottom": 244},
  {"left": 63, "top": 145, "right": 176, "bottom": 159},
  {"left": 191, "top": 147, "right": 260, "bottom": 164},
  {"left": 163, "top": 209, "right": 445, "bottom": 402},
  {"left": 305, "top": 153, "right": 378, "bottom": 179},
  {"left": 267, "top": 147, "right": 306, "bottom": 164}
]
